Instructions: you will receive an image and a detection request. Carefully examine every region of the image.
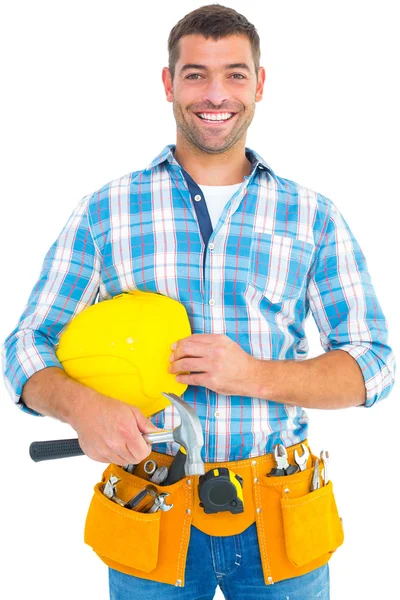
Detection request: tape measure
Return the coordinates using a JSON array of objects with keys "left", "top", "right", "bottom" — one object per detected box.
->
[
  {"left": 162, "top": 447, "right": 244, "bottom": 514},
  {"left": 198, "top": 467, "right": 244, "bottom": 514}
]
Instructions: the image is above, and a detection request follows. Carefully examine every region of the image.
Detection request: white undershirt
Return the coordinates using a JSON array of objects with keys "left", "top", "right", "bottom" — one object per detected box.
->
[{"left": 198, "top": 183, "right": 242, "bottom": 229}]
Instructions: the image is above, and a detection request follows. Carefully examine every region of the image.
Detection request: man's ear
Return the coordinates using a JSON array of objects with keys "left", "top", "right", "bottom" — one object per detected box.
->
[
  {"left": 255, "top": 67, "right": 266, "bottom": 102},
  {"left": 162, "top": 67, "right": 174, "bottom": 102}
]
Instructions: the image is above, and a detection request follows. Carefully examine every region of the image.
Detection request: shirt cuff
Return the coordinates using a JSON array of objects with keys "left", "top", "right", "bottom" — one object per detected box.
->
[
  {"left": 337, "top": 344, "right": 396, "bottom": 408},
  {"left": 3, "top": 358, "right": 65, "bottom": 417}
]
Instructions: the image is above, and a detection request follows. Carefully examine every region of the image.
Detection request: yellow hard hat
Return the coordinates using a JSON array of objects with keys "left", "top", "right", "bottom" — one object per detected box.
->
[{"left": 55, "top": 290, "right": 191, "bottom": 416}]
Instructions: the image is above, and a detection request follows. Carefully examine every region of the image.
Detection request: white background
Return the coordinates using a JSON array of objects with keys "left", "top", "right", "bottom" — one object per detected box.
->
[{"left": 0, "top": 1, "right": 399, "bottom": 598}]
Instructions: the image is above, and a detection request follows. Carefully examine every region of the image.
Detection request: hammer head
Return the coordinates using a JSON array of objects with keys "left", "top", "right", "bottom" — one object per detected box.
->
[{"left": 162, "top": 392, "right": 205, "bottom": 476}]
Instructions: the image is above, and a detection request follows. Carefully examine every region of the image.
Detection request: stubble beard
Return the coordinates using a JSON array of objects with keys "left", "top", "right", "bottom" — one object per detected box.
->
[{"left": 173, "top": 100, "right": 255, "bottom": 156}]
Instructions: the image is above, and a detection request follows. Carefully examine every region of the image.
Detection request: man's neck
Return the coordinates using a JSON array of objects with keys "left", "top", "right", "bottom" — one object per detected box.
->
[{"left": 173, "top": 142, "right": 252, "bottom": 186}]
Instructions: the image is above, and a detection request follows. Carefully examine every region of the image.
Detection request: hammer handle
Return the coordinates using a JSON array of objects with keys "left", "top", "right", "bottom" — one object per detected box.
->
[
  {"left": 29, "top": 431, "right": 174, "bottom": 463},
  {"left": 29, "top": 438, "right": 84, "bottom": 462}
]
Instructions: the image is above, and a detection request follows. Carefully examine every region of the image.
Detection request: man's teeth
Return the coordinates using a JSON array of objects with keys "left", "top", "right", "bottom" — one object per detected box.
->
[{"left": 197, "top": 112, "right": 234, "bottom": 121}]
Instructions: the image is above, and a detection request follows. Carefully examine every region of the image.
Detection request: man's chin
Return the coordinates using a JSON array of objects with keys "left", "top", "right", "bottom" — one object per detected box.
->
[{"left": 189, "top": 134, "right": 236, "bottom": 154}]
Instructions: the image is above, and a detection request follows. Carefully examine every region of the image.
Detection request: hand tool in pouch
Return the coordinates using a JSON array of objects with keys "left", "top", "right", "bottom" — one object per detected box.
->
[
  {"left": 162, "top": 446, "right": 187, "bottom": 485},
  {"left": 145, "top": 492, "right": 173, "bottom": 513},
  {"left": 124, "top": 488, "right": 149, "bottom": 510},
  {"left": 320, "top": 450, "right": 330, "bottom": 485},
  {"left": 310, "top": 458, "right": 321, "bottom": 491},
  {"left": 102, "top": 475, "right": 125, "bottom": 506},
  {"left": 267, "top": 444, "right": 299, "bottom": 476},
  {"left": 144, "top": 459, "right": 158, "bottom": 477},
  {"left": 124, "top": 464, "right": 137, "bottom": 474},
  {"left": 293, "top": 444, "right": 310, "bottom": 471},
  {"left": 149, "top": 465, "right": 169, "bottom": 484}
]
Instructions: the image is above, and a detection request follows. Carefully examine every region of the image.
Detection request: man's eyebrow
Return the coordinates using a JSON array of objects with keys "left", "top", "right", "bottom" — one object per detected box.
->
[{"left": 180, "top": 62, "right": 251, "bottom": 73}]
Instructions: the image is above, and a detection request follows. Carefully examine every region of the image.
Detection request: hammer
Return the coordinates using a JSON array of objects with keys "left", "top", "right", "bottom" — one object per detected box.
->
[{"left": 29, "top": 392, "right": 205, "bottom": 477}]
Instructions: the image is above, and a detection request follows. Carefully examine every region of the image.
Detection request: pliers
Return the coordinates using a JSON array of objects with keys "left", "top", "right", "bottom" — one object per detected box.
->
[{"left": 267, "top": 444, "right": 299, "bottom": 477}]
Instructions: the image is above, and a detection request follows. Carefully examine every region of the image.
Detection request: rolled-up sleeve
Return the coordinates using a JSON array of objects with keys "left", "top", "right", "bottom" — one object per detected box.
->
[
  {"left": 307, "top": 198, "right": 396, "bottom": 407},
  {"left": 1, "top": 194, "right": 101, "bottom": 416}
]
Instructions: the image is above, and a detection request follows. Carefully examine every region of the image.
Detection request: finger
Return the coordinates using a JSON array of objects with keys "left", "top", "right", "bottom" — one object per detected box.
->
[
  {"left": 88, "top": 454, "right": 112, "bottom": 464},
  {"left": 175, "top": 373, "right": 206, "bottom": 386},
  {"left": 134, "top": 412, "right": 163, "bottom": 434},
  {"left": 179, "top": 334, "right": 220, "bottom": 344},
  {"left": 172, "top": 334, "right": 216, "bottom": 352},
  {"left": 78, "top": 438, "right": 130, "bottom": 465},
  {"left": 97, "top": 450, "right": 131, "bottom": 466},
  {"left": 125, "top": 437, "right": 152, "bottom": 464},
  {"left": 125, "top": 415, "right": 156, "bottom": 459},
  {"left": 172, "top": 340, "right": 209, "bottom": 361},
  {"left": 169, "top": 357, "right": 206, "bottom": 374}
]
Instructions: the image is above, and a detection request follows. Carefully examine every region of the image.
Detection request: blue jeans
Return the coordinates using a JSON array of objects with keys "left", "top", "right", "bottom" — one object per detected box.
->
[{"left": 109, "top": 523, "right": 330, "bottom": 599}]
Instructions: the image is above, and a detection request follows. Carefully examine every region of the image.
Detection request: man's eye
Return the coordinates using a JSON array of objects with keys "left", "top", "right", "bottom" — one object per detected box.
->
[{"left": 186, "top": 73, "right": 246, "bottom": 80}]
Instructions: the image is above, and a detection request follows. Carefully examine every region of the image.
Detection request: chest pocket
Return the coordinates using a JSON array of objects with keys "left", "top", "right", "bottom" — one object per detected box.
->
[{"left": 248, "top": 233, "right": 315, "bottom": 304}]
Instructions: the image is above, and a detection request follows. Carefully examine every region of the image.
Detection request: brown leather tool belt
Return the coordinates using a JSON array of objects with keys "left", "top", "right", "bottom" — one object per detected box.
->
[{"left": 84, "top": 438, "right": 344, "bottom": 587}]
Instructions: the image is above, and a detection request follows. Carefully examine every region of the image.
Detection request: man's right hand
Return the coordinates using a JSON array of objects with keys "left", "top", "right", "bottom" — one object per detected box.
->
[
  {"left": 70, "top": 392, "right": 163, "bottom": 465},
  {"left": 21, "top": 366, "right": 164, "bottom": 466}
]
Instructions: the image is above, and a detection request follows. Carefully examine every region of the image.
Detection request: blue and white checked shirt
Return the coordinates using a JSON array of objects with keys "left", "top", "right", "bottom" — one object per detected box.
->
[{"left": 2, "top": 144, "right": 396, "bottom": 461}]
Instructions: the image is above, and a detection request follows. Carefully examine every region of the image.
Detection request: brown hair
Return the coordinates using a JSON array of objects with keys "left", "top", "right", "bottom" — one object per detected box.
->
[{"left": 168, "top": 4, "right": 261, "bottom": 82}]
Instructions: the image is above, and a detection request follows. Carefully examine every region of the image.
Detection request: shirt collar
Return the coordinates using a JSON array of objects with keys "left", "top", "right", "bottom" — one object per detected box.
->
[{"left": 145, "top": 143, "right": 276, "bottom": 180}]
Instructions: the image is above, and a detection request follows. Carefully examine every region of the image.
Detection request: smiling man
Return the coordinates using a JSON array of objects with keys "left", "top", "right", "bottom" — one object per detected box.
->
[
  {"left": 2, "top": 4, "right": 395, "bottom": 600},
  {"left": 165, "top": 33, "right": 263, "bottom": 185}
]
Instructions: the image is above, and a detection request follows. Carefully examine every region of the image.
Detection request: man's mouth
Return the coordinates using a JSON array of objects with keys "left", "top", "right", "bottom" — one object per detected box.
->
[{"left": 194, "top": 112, "right": 237, "bottom": 125}]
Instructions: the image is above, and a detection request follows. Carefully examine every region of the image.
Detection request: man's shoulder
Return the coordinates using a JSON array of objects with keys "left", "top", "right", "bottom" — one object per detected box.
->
[
  {"left": 272, "top": 172, "right": 332, "bottom": 213},
  {"left": 86, "top": 167, "right": 150, "bottom": 207}
]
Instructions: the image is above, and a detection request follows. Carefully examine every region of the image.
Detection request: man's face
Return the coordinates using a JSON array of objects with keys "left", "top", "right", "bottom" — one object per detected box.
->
[{"left": 162, "top": 34, "right": 265, "bottom": 155}]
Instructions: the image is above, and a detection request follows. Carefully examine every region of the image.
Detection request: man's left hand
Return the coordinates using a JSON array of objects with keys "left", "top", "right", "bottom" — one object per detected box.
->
[{"left": 168, "top": 333, "right": 261, "bottom": 397}]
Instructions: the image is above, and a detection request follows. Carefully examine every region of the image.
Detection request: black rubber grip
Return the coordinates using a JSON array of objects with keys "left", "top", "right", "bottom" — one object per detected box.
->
[
  {"left": 29, "top": 438, "right": 85, "bottom": 462},
  {"left": 162, "top": 446, "right": 186, "bottom": 485}
]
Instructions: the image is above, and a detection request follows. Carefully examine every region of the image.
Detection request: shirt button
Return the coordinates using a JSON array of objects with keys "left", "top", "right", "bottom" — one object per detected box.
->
[
  {"left": 214, "top": 411, "right": 221, "bottom": 418},
  {"left": 194, "top": 194, "right": 202, "bottom": 202},
  {"left": 209, "top": 243, "right": 214, "bottom": 251},
  {"left": 209, "top": 299, "right": 215, "bottom": 306}
]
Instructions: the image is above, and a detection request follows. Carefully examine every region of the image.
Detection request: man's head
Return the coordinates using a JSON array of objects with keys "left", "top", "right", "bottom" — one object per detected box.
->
[{"left": 162, "top": 4, "right": 265, "bottom": 155}]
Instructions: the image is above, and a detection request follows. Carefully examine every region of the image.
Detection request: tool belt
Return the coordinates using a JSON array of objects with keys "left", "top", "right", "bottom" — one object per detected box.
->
[{"left": 84, "top": 439, "right": 344, "bottom": 587}]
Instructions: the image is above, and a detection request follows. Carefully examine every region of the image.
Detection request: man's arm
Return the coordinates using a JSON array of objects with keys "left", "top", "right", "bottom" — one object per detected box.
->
[
  {"left": 21, "top": 366, "right": 161, "bottom": 464},
  {"left": 1, "top": 194, "right": 100, "bottom": 416},
  {"left": 2, "top": 193, "right": 161, "bottom": 464},
  {"left": 169, "top": 197, "right": 396, "bottom": 408},
  {"left": 168, "top": 333, "right": 367, "bottom": 409},
  {"left": 253, "top": 198, "right": 396, "bottom": 409},
  {"left": 253, "top": 198, "right": 395, "bottom": 408},
  {"left": 252, "top": 349, "right": 366, "bottom": 409}
]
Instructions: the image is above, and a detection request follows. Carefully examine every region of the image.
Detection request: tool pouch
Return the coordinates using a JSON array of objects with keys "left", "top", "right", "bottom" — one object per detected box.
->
[
  {"left": 252, "top": 448, "right": 344, "bottom": 584},
  {"left": 84, "top": 443, "right": 344, "bottom": 587},
  {"left": 281, "top": 479, "right": 343, "bottom": 567},
  {"left": 84, "top": 458, "right": 193, "bottom": 587}
]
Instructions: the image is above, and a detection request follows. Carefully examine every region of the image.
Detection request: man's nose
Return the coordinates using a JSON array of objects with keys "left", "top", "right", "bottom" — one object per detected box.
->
[{"left": 201, "top": 77, "right": 230, "bottom": 107}]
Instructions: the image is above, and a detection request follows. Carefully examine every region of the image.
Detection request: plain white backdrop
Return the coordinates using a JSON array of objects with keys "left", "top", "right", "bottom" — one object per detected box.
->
[{"left": 1, "top": 1, "right": 399, "bottom": 598}]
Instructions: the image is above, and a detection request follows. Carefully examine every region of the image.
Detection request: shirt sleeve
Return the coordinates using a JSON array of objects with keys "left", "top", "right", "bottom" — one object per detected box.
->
[
  {"left": 1, "top": 194, "right": 101, "bottom": 416},
  {"left": 306, "top": 197, "right": 396, "bottom": 407}
]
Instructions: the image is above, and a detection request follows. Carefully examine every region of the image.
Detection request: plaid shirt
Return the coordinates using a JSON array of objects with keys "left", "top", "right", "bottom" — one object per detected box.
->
[{"left": 2, "top": 144, "right": 396, "bottom": 461}]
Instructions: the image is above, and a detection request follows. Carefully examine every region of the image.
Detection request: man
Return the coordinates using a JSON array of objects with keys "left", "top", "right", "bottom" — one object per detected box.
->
[{"left": 2, "top": 4, "right": 395, "bottom": 600}]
